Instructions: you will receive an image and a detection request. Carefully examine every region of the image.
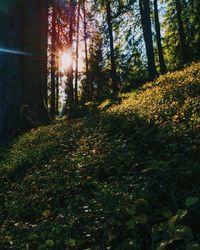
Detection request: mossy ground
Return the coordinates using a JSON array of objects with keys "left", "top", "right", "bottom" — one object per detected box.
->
[{"left": 0, "top": 63, "right": 200, "bottom": 249}]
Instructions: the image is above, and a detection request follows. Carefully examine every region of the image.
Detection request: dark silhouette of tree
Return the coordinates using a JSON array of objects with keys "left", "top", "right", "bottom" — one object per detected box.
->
[
  {"left": 139, "top": 0, "right": 157, "bottom": 81},
  {"left": 20, "top": 0, "right": 49, "bottom": 121},
  {"left": 75, "top": 0, "right": 81, "bottom": 104},
  {"left": 106, "top": 0, "right": 118, "bottom": 97},
  {"left": 67, "top": 0, "right": 76, "bottom": 115},
  {"left": 175, "top": 0, "right": 189, "bottom": 64},
  {"left": 154, "top": 0, "right": 166, "bottom": 73},
  {"left": 50, "top": 2, "right": 56, "bottom": 118},
  {"left": 0, "top": 1, "right": 21, "bottom": 143},
  {"left": 83, "top": 0, "right": 91, "bottom": 100}
]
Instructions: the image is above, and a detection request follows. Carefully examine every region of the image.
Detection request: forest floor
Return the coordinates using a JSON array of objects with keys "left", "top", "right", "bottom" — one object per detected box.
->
[{"left": 0, "top": 63, "right": 200, "bottom": 250}]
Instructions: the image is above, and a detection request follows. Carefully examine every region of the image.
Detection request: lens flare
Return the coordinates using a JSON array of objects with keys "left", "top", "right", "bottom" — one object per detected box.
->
[{"left": 0, "top": 48, "right": 31, "bottom": 56}]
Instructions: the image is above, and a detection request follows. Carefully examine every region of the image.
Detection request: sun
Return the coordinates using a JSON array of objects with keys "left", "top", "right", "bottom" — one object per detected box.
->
[
  {"left": 59, "top": 48, "right": 85, "bottom": 73},
  {"left": 60, "top": 50, "right": 72, "bottom": 71}
]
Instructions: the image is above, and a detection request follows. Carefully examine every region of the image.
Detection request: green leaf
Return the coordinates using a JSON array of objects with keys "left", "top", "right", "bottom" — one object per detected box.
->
[
  {"left": 67, "top": 239, "right": 76, "bottom": 247},
  {"left": 45, "top": 239, "right": 54, "bottom": 247},
  {"left": 126, "top": 219, "right": 135, "bottom": 229},
  {"left": 135, "top": 214, "right": 147, "bottom": 225},
  {"left": 29, "top": 234, "right": 38, "bottom": 240},
  {"left": 186, "top": 242, "right": 200, "bottom": 250},
  {"left": 42, "top": 209, "right": 51, "bottom": 218},
  {"left": 157, "top": 239, "right": 173, "bottom": 250},
  {"left": 173, "top": 225, "right": 193, "bottom": 241},
  {"left": 163, "top": 211, "right": 173, "bottom": 219},
  {"left": 169, "top": 210, "right": 187, "bottom": 226},
  {"left": 185, "top": 197, "right": 199, "bottom": 207},
  {"left": 126, "top": 207, "right": 135, "bottom": 215}
]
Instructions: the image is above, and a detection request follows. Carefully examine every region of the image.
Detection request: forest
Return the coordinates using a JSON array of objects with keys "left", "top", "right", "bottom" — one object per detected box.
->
[{"left": 0, "top": 0, "right": 200, "bottom": 249}]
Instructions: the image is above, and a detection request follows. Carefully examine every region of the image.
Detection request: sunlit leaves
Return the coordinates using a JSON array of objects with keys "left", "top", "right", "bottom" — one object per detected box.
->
[
  {"left": 45, "top": 239, "right": 54, "bottom": 247},
  {"left": 0, "top": 63, "right": 200, "bottom": 249},
  {"left": 185, "top": 197, "right": 199, "bottom": 207}
]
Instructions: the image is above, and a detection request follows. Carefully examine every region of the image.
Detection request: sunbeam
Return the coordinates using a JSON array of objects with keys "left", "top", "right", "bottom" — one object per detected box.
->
[{"left": 0, "top": 48, "right": 31, "bottom": 56}]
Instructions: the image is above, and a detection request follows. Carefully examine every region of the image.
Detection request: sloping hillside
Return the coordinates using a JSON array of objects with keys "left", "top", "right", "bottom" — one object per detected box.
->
[{"left": 0, "top": 63, "right": 200, "bottom": 249}]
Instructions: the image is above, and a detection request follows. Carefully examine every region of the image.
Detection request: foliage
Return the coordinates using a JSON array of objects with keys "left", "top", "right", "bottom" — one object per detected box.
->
[
  {"left": 0, "top": 63, "right": 200, "bottom": 249},
  {"left": 163, "top": 0, "right": 200, "bottom": 69}
]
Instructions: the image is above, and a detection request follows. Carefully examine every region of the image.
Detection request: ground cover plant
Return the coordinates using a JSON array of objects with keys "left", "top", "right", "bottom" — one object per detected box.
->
[{"left": 0, "top": 63, "right": 200, "bottom": 249}]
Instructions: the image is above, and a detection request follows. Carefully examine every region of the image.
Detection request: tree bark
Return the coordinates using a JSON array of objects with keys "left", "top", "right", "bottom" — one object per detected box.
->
[
  {"left": 154, "top": 0, "right": 166, "bottom": 73},
  {"left": 67, "top": 0, "right": 75, "bottom": 115},
  {"left": 83, "top": 0, "right": 91, "bottom": 100},
  {"left": 139, "top": 0, "right": 157, "bottom": 81},
  {"left": 56, "top": 13, "right": 60, "bottom": 114},
  {"left": 0, "top": 1, "right": 21, "bottom": 144},
  {"left": 39, "top": 0, "right": 49, "bottom": 107},
  {"left": 50, "top": 3, "right": 56, "bottom": 118},
  {"left": 175, "top": 0, "right": 189, "bottom": 64},
  {"left": 106, "top": 0, "right": 118, "bottom": 97},
  {"left": 20, "top": 0, "right": 49, "bottom": 122},
  {"left": 75, "top": 0, "right": 81, "bottom": 104}
]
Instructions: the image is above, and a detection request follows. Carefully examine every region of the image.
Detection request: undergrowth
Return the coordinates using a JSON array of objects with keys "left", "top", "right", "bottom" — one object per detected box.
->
[{"left": 0, "top": 63, "right": 200, "bottom": 249}]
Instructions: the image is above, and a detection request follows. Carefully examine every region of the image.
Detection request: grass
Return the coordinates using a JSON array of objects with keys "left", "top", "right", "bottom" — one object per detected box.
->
[{"left": 0, "top": 63, "right": 200, "bottom": 249}]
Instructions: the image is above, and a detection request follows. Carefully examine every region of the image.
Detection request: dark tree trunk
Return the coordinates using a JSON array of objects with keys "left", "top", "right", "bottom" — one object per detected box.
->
[
  {"left": 175, "top": 0, "right": 189, "bottom": 64},
  {"left": 196, "top": 1, "right": 200, "bottom": 55},
  {"left": 154, "top": 0, "right": 166, "bottom": 73},
  {"left": 39, "top": 0, "right": 49, "bottom": 108},
  {"left": 0, "top": 1, "right": 21, "bottom": 144},
  {"left": 139, "top": 0, "right": 157, "bottom": 81},
  {"left": 67, "top": 0, "right": 75, "bottom": 115},
  {"left": 75, "top": 1, "right": 81, "bottom": 104},
  {"left": 20, "top": 0, "right": 49, "bottom": 122},
  {"left": 0, "top": 0, "right": 49, "bottom": 144},
  {"left": 56, "top": 73, "right": 59, "bottom": 114},
  {"left": 56, "top": 14, "right": 60, "bottom": 114},
  {"left": 50, "top": 3, "right": 56, "bottom": 118},
  {"left": 83, "top": 0, "right": 91, "bottom": 100},
  {"left": 106, "top": 0, "right": 118, "bottom": 97}
]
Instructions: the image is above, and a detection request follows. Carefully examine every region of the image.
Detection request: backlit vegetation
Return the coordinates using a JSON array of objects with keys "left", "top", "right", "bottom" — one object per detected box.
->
[{"left": 0, "top": 63, "right": 200, "bottom": 249}]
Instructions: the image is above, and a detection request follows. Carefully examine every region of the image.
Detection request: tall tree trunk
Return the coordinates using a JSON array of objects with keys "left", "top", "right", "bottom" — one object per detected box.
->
[
  {"left": 195, "top": 1, "right": 200, "bottom": 56},
  {"left": 0, "top": 0, "right": 49, "bottom": 143},
  {"left": 139, "top": 0, "right": 157, "bottom": 81},
  {"left": 0, "top": 1, "right": 21, "bottom": 144},
  {"left": 56, "top": 73, "right": 59, "bottom": 114},
  {"left": 175, "top": 0, "right": 189, "bottom": 64},
  {"left": 67, "top": 0, "right": 75, "bottom": 115},
  {"left": 20, "top": 0, "right": 49, "bottom": 122},
  {"left": 50, "top": 3, "right": 56, "bottom": 118},
  {"left": 83, "top": 0, "right": 90, "bottom": 100},
  {"left": 75, "top": 0, "right": 81, "bottom": 104},
  {"left": 106, "top": 0, "right": 118, "bottom": 97},
  {"left": 39, "top": 0, "right": 49, "bottom": 107},
  {"left": 56, "top": 13, "right": 60, "bottom": 114},
  {"left": 154, "top": 0, "right": 166, "bottom": 73}
]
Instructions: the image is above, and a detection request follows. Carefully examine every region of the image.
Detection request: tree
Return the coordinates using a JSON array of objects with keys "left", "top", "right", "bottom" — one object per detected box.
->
[
  {"left": 55, "top": 15, "right": 60, "bottom": 115},
  {"left": 88, "top": 29, "right": 105, "bottom": 100},
  {"left": 0, "top": 0, "right": 49, "bottom": 144},
  {"left": 93, "top": 0, "right": 119, "bottom": 97},
  {"left": 66, "top": 0, "right": 76, "bottom": 115},
  {"left": 20, "top": 0, "right": 49, "bottom": 122},
  {"left": 139, "top": 0, "right": 157, "bottom": 81},
  {"left": 185, "top": 0, "right": 200, "bottom": 59},
  {"left": 154, "top": 0, "right": 166, "bottom": 73},
  {"left": 75, "top": 0, "right": 81, "bottom": 104},
  {"left": 0, "top": 1, "right": 21, "bottom": 143},
  {"left": 50, "top": 2, "right": 56, "bottom": 118},
  {"left": 105, "top": 0, "right": 118, "bottom": 97},
  {"left": 175, "top": 0, "right": 189, "bottom": 64},
  {"left": 82, "top": 0, "right": 91, "bottom": 100}
]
